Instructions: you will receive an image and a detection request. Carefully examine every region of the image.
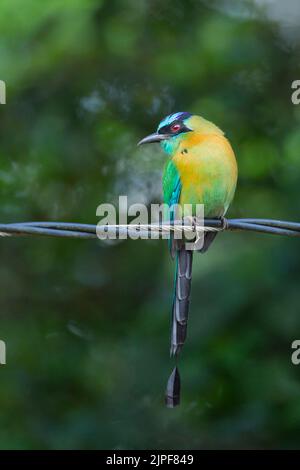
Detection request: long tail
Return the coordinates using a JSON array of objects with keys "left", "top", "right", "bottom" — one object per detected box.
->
[
  {"left": 170, "top": 229, "right": 217, "bottom": 356},
  {"left": 166, "top": 231, "right": 217, "bottom": 406},
  {"left": 170, "top": 245, "right": 193, "bottom": 357}
]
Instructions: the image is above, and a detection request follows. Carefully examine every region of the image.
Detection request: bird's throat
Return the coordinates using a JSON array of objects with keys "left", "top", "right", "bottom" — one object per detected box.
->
[{"left": 160, "top": 134, "right": 184, "bottom": 155}]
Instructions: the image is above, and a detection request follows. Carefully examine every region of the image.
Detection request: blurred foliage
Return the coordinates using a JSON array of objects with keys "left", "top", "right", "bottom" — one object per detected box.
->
[{"left": 1, "top": 0, "right": 300, "bottom": 450}]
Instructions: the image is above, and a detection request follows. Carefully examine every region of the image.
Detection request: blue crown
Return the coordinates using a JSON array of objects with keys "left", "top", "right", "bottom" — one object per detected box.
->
[{"left": 157, "top": 112, "right": 191, "bottom": 131}]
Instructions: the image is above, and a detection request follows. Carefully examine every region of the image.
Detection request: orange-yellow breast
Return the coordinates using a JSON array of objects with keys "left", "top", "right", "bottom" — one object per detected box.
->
[{"left": 172, "top": 132, "right": 237, "bottom": 217}]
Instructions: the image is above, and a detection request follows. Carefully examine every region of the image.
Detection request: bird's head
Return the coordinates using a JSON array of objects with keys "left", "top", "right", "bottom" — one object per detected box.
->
[
  {"left": 138, "top": 112, "right": 193, "bottom": 154},
  {"left": 138, "top": 112, "right": 224, "bottom": 155}
]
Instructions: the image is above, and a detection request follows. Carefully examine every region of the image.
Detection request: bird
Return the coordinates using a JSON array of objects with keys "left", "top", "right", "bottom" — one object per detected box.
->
[{"left": 138, "top": 112, "right": 238, "bottom": 406}]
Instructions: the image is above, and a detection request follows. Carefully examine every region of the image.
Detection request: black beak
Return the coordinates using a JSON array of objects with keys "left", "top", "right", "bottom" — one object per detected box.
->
[{"left": 137, "top": 133, "right": 169, "bottom": 146}]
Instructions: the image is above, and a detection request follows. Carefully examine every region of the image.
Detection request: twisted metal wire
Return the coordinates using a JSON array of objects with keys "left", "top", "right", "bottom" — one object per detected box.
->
[{"left": 0, "top": 218, "right": 300, "bottom": 239}]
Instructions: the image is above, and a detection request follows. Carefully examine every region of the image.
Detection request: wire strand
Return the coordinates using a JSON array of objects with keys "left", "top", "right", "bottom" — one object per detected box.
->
[{"left": 0, "top": 218, "right": 300, "bottom": 239}]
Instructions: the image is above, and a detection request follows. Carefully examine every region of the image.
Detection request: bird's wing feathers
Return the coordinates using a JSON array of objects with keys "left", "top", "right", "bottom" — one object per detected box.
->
[
  {"left": 162, "top": 159, "right": 182, "bottom": 257},
  {"left": 162, "top": 159, "right": 181, "bottom": 207}
]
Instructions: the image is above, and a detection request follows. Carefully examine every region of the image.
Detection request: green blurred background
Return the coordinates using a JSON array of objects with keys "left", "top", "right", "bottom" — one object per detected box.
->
[{"left": 1, "top": 0, "right": 300, "bottom": 450}]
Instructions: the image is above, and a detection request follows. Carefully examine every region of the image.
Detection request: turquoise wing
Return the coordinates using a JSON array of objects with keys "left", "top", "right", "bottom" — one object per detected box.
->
[
  {"left": 162, "top": 160, "right": 182, "bottom": 256},
  {"left": 162, "top": 159, "right": 181, "bottom": 208}
]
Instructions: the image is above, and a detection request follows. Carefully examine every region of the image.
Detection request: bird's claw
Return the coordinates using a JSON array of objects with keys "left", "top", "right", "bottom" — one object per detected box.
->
[{"left": 220, "top": 216, "right": 229, "bottom": 231}]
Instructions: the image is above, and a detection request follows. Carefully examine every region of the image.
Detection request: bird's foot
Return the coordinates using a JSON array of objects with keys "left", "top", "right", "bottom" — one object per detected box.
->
[
  {"left": 184, "top": 215, "right": 201, "bottom": 235},
  {"left": 220, "top": 216, "right": 229, "bottom": 231},
  {"left": 183, "top": 215, "right": 196, "bottom": 228}
]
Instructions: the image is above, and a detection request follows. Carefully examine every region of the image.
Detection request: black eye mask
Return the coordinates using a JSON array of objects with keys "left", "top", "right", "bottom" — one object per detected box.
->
[{"left": 158, "top": 120, "right": 192, "bottom": 136}]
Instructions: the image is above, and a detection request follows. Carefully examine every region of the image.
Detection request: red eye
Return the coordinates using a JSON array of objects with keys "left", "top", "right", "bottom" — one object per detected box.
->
[{"left": 171, "top": 123, "right": 181, "bottom": 133}]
